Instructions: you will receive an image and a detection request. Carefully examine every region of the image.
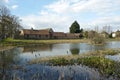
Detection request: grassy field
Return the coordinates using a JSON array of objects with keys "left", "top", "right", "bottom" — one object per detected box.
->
[
  {"left": 106, "top": 38, "right": 120, "bottom": 41},
  {"left": 1, "top": 38, "right": 90, "bottom": 46},
  {"left": 1, "top": 38, "right": 120, "bottom": 46}
]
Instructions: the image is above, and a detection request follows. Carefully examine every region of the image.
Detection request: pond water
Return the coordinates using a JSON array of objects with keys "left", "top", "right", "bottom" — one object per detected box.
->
[
  {"left": 13, "top": 41, "right": 120, "bottom": 64},
  {"left": 0, "top": 41, "right": 120, "bottom": 80},
  {"left": 106, "top": 53, "right": 120, "bottom": 62}
]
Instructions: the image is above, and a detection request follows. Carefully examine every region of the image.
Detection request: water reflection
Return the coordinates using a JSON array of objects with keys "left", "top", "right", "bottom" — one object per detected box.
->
[
  {"left": 0, "top": 48, "right": 19, "bottom": 80},
  {"left": 23, "top": 44, "right": 53, "bottom": 53},
  {"left": 12, "top": 41, "right": 120, "bottom": 64},
  {"left": 0, "top": 41, "right": 119, "bottom": 66},
  {"left": 106, "top": 53, "right": 120, "bottom": 62},
  {"left": 70, "top": 44, "right": 80, "bottom": 55},
  {"left": 0, "top": 41, "right": 120, "bottom": 80},
  {"left": 70, "top": 48, "right": 79, "bottom": 55},
  {"left": 10, "top": 64, "right": 101, "bottom": 80}
]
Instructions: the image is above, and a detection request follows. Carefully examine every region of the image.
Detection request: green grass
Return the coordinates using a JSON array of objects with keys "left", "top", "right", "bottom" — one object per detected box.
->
[
  {"left": 1, "top": 38, "right": 120, "bottom": 46},
  {"left": 48, "top": 56, "right": 120, "bottom": 77},
  {"left": 29, "top": 49, "right": 120, "bottom": 64},
  {"left": 29, "top": 49, "right": 120, "bottom": 78},
  {"left": 106, "top": 38, "right": 120, "bottom": 41},
  {"left": 1, "top": 38, "right": 90, "bottom": 46},
  {"left": 84, "top": 49, "right": 120, "bottom": 56},
  {"left": 77, "top": 57, "right": 116, "bottom": 76}
]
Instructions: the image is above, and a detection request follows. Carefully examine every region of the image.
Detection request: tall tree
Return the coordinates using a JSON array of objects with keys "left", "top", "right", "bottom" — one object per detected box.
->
[
  {"left": 0, "top": 5, "right": 10, "bottom": 38},
  {"left": 70, "top": 21, "right": 80, "bottom": 33},
  {"left": 0, "top": 5, "right": 22, "bottom": 39},
  {"left": 7, "top": 15, "right": 22, "bottom": 38}
]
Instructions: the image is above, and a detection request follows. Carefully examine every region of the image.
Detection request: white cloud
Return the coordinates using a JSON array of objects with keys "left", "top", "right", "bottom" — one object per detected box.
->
[
  {"left": 45, "top": 0, "right": 120, "bottom": 15},
  {"left": 2, "top": 0, "right": 9, "bottom": 3},
  {"left": 11, "top": 5, "right": 18, "bottom": 9},
  {"left": 91, "top": 16, "right": 120, "bottom": 25},
  {"left": 21, "top": 14, "right": 72, "bottom": 32},
  {"left": 45, "top": 0, "right": 69, "bottom": 14},
  {"left": 21, "top": 0, "right": 120, "bottom": 32}
]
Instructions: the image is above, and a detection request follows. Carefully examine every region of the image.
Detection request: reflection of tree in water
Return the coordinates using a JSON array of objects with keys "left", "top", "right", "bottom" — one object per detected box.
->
[
  {"left": 70, "top": 44, "right": 80, "bottom": 55},
  {"left": 0, "top": 48, "right": 18, "bottom": 80},
  {"left": 70, "top": 48, "right": 79, "bottom": 55}
]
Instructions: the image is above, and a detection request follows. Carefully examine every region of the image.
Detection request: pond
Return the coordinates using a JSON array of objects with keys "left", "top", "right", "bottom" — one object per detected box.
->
[
  {"left": 0, "top": 41, "right": 120, "bottom": 80},
  {"left": 13, "top": 41, "right": 120, "bottom": 64}
]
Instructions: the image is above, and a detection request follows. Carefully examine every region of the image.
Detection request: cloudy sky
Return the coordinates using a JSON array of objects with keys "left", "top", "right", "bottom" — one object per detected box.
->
[{"left": 1, "top": 0, "right": 120, "bottom": 32}]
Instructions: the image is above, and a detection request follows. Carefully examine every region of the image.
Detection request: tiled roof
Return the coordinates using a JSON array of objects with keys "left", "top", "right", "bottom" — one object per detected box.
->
[
  {"left": 52, "top": 32, "right": 66, "bottom": 36},
  {"left": 22, "top": 29, "right": 50, "bottom": 35},
  {"left": 66, "top": 33, "right": 75, "bottom": 36}
]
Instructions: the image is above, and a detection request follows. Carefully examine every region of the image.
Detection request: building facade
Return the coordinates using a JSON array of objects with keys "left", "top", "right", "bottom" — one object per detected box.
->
[
  {"left": 112, "top": 30, "right": 120, "bottom": 38},
  {"left": 20, "top": 28, "right": 82, "bottom": 39}
]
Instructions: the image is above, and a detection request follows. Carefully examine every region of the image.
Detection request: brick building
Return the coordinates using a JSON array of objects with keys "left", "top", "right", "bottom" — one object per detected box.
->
[{"left": 20, "top": 28, "right": 82, "bottom": 39}]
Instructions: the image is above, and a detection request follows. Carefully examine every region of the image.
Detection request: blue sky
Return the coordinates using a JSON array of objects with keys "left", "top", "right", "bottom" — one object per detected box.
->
[{"left": 1, "top": 0, "right": 120, "bottom": 32}]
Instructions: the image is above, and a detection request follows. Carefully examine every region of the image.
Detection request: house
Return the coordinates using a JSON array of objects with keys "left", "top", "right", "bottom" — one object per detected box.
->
[
  {"left": 66, "top": 33, "right": 82, "bottom": 39},
  {"left": 66, "top": 33, "right": 75, "bottom": 39},
  {"left": 88, "top": 30, "right": 97, "bottom": 39},
  {"left": 100, "top": 31, "right": 109, "bottom": 38},
  {"left": 75, "top": 33, "right": 83, "bottom": 38},
  {"left": 20, "top": 28, "right": 82, "bottom": 39},
  {"left": 112, "top": 30, "right": 120, "bottom": 38},
  {"left": 52, "top": 32, "right": 66, "bottom": 39},
  {"left": 112, "top": 32, "right": 116, "bottom": 38},
  {"left": 116, "top": 30, "right": 120, "bottom": 37},
  {"left": 20, "top": 28, "right": 53, "bottom": 39}
]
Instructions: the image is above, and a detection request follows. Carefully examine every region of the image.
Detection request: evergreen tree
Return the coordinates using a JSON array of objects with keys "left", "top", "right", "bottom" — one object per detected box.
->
[{"left": 70, "top": 21, "right": 80, "bottom": 33}]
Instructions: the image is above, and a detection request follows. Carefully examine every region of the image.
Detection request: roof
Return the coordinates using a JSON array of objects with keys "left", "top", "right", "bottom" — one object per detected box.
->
[
  {"left": 101, "top": 31, "right": 109, "bottom": 35},
  {"left": 66, "top": 33, "right": 75, "bottom": 37},
  {"left": 52, "top": 32, "right": 66, "bottom": 36},
  {"left": 40, "top": 28, "right": 54, "bottom": 32},
  {"left": 22, "top": 28, "right": 52, "bottom": 35}
]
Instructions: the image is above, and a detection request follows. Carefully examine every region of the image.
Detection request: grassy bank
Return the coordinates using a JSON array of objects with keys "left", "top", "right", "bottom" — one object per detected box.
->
[
  {"left": 1, "top": 38, "right": 120, "bottom": 46},
  {"left": 29, "top": 49, "right": 120, "bottom": 78},
  {"left": 48, "top": 57, "right": 120, "bottom": 77},
  {"left": 1, "top": 38, "right": 90, "bottom": 46},
  {"left": 106, "top": 38, "right": 120, "bottom": 41},
  {"left": 30, "top": 56, "right": 120, "bottom": 78},
  {"left": 29, "top": 49, "right": 120, "bottom": 64},
  {"left": 0, "top": 46, "right": 15, "bottom": 52}
]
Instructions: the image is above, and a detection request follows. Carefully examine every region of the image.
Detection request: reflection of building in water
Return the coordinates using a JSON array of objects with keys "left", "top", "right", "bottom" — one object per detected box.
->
[
  {"left": 21, "top": 44, "right": 53, "bottom": 52},
  {"left": 70, "top": 44, "right": 80, "bottom": 55}
]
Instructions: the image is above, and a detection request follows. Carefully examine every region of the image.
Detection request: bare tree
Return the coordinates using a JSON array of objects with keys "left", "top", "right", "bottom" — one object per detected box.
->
[
  {"left": 0, "top": 5, "right": 22, "bottom": 39},
  {"left": 0, "top": 5, "right": 10, "bottom": 39},
  {"left": 7, "top": 15, "right": 22, "bottom": 38},
  {"left": 102, "top": 25, "right": 112, "bottom": 34},
  {"left": 95, "top": 26, "right": 99, "bottom": 32}
]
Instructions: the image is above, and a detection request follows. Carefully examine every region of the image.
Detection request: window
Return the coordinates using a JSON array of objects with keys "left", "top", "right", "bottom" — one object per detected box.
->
[
  {"left": 46, "top": 35, "right": 48, "bottom": 37},
  {"left": 39, "top": 35, "right": 41, "bottom": 37},
  {"left": 25, "top": 34, "right": 29, "bottom": 38}
]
